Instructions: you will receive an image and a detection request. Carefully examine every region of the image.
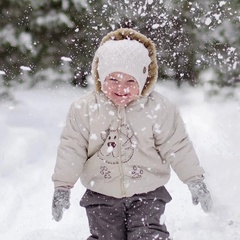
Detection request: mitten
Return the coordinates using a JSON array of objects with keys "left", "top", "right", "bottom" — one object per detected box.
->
[
  {"left": 187, "top": 179, "right": 213, "bottom": 212},
  {"left": 52, "top": 187, "right": 70, "bottom": 221}
]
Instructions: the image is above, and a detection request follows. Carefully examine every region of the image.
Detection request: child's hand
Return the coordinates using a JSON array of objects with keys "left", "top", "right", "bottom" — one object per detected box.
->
[
  {"left": 52, "top": 187, "right": 70, "bottom": 221},
  {"left": 187, "top": 180, "right": 213, "bottom": 212}
]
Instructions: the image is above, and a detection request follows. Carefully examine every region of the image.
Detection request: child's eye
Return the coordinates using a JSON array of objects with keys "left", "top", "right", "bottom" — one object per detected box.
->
[
  {"left": 109, "top": 78, "right": 118, "bottom": 82},
  {"left": 127, "top": 79, "right": 136, "bottom": 83}
]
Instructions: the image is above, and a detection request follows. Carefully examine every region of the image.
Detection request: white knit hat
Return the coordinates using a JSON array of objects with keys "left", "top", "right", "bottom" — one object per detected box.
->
[{"left": 94, "top": 39, "right": 151, "bottom": 94}]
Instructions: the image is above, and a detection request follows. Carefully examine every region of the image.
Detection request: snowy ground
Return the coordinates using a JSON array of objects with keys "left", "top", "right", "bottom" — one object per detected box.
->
[{"left": 0, "top": 81, "right": 240, "bottom": 240}]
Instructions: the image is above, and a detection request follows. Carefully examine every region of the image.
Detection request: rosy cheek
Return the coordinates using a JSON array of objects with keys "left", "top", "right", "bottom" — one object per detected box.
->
[{"left": 109, "top": 85, "right": 115, "bottom": 91}]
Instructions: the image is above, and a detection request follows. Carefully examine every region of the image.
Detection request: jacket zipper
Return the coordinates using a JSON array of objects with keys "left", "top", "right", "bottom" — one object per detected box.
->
[{"left": 117, "top": 106, "right": 126, "bottom": 197}]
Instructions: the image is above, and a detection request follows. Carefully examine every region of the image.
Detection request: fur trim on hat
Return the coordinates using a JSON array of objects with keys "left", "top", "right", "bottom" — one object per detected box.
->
[{"left": 92, "top": 28, "right": 158, "bottom": 96}]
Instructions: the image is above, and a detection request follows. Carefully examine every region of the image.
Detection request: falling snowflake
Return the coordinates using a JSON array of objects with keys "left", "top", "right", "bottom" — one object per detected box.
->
[
  {"left": 107, "top": 146, "right": 113, "bottom": 153},
  {"left": 152, "top": 24, "right": 160, "bottom": 29},
  {"left": 109, "top": 111, "right": 115, "bottom": 116},
  {"left": 61, "top": 56, "right": 72, "bottom": 62},
  {"left": 219, "top": 1, "right": 226, "bottom": 7},
  {"left": 20, "top": 66, "right": 31, "bottom": 71},
  {"left": 90, "top": 134, "right": 98, "bottom": 140},
  {"left": 205, "top": 18, "right": 212, "bottom": 26}
]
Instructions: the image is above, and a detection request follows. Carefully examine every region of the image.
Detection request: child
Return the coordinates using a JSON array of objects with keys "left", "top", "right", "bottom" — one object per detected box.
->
[{"left": 52, "top": 28, "right": 212, "bottom": 240}]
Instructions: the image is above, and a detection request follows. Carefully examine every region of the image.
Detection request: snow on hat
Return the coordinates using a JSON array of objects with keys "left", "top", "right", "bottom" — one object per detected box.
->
[{"left": 95, "top": 39, "right": 151, "bottom": 94}]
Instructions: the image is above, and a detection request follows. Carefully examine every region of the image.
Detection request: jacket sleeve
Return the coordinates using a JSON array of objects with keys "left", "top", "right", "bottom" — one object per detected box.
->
[
  {"left": 52, "top": 101, "right": 89, "bottom": 188},
  {"left": 154, "top": 101, "right": 205, "bottom": 183}
]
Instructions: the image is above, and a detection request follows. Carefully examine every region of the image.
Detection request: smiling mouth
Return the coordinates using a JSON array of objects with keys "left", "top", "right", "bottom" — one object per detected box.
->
[{"left": 115, "top": 93, "right": 129, "bottom": 97}]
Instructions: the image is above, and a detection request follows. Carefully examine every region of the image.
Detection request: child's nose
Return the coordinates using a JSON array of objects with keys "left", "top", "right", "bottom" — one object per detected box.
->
[{"left": 117, "top": 83, "right": 129, "bottom": 93}]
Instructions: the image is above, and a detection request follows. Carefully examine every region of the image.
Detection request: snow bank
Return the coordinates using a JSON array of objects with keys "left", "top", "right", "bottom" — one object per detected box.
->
[{"left": 0, "top": 82, "right": 240, "bottom": 239}]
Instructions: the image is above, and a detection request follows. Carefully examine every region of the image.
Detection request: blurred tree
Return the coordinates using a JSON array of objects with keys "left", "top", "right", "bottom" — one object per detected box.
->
[
  {"left": 0, "top": 0, "right": 239, "bottom": 90},
  {"left": 0, "top": 0, "right": 108, "bottom": 88},
  {"left": 186, "top": 0, "right": 240, "bottom": 87},
  {"left": 0, "top": 1, "right": 35, "bottom": 86}
]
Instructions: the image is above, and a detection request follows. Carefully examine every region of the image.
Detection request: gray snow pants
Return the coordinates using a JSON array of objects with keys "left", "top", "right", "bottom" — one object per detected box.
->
[{"left": 80, "top": 186, "right": 172, "bottom": 240}]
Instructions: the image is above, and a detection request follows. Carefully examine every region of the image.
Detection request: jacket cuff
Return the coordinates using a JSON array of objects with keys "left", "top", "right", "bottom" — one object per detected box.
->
[
  {"left": 184, "top": 175, "right": 204, "bottom": 184},
  {"left": 54, "top": 180, "right": 73, "bottom": 189}
]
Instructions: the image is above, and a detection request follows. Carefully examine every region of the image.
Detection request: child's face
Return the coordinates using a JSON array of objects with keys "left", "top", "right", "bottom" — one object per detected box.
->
[{"left": 102, "top": 72, "right": 139, "bottom": 106}]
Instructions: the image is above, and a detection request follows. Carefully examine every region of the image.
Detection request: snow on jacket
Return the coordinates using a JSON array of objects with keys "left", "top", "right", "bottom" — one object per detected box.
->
[{"left": 52, "top": 28, "right": 205, "bottom": 198}]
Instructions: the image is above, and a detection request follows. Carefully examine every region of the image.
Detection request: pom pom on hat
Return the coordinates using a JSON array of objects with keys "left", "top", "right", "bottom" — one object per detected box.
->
[{"left": 95, "top": 39, "right": 151, "bottom": 94}]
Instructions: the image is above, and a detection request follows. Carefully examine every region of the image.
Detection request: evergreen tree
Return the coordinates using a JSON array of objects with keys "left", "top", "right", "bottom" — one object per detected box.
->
[{"left": 0, "top": 0, "right": 239, "bottom": 90}]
